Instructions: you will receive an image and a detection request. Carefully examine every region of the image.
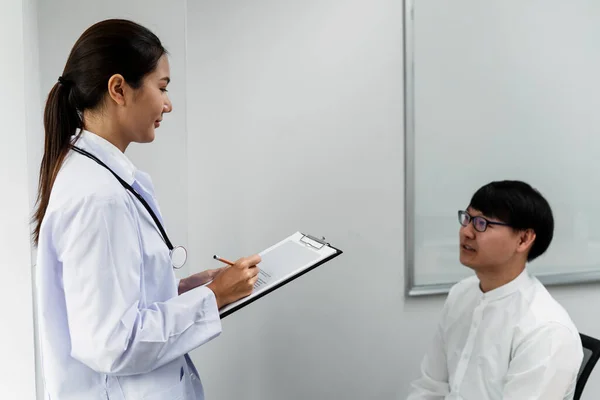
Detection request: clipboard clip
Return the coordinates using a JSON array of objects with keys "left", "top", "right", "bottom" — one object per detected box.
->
[{"left": 300, "top": 233, "right": 329, "bottom": 250}]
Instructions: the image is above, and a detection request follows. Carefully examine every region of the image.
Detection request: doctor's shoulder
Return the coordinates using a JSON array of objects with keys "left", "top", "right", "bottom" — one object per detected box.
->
[
  {"left": 53, "top": 150, "right": 129, "bottom": 199},
  {"left": 45, "top": 154, "right": 134, "bottom": 222}
]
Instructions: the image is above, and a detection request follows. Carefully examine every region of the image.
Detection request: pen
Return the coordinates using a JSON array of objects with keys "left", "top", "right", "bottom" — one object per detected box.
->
[{"left": 213, "top": 254, "right": 234, "bottom": 266}]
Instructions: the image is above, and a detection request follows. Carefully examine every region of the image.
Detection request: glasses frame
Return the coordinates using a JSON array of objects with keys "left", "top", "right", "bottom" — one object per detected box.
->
[{"left": 458, "top": 210, "right": 511, "bottom": 232}]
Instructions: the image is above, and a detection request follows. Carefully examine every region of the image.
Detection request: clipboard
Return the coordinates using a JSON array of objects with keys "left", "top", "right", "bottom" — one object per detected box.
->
[{"left": 219, "top": 232, "right": 343, "bottom": 318}]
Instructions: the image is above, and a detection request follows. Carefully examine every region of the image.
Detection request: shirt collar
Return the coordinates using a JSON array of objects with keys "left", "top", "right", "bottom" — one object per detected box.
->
[
  {"left": 478, "top": 268, "right": 534, "bottom": 302},
  {"left": 72, "top": 129, "right": 137, "bottom": 185}
]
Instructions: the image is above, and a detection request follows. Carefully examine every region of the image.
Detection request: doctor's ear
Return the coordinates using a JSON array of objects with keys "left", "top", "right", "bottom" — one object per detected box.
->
[{"left": 107, "top": 74, "right": 127, "bottom": 106}]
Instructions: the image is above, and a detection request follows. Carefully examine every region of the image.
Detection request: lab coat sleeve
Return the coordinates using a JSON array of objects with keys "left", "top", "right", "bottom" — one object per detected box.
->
[
  {"left": 406, "top": 304, "right": 451, "bottom": 399},
  {"left": 56, "top": 193, "right": 222, "bottom": 376},
  {"left": 502, "top": 323, "right": 583, "bottom": 399}
]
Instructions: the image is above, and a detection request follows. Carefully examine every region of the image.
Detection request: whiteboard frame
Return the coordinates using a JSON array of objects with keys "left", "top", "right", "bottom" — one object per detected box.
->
[{"left": 403, "top": 0, "right": 600, "bottom": 296}]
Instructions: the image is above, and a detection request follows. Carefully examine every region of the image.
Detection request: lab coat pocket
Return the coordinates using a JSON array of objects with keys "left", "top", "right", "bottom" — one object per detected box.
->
[{"left": 142, "top": 376, "right": 186, "bottom": 400}]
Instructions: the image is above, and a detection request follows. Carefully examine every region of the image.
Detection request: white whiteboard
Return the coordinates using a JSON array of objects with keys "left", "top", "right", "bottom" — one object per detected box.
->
[{"left": 405, "top": 0, "right": 600, "bottom": 295}]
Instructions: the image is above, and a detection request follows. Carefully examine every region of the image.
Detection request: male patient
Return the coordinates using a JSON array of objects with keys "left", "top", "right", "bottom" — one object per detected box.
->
[{"left": 407, "top": 180, "right": 583, "bottom": 400}]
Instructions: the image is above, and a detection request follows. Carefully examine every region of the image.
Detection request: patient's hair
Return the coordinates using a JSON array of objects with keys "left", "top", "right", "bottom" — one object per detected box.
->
[{"left": 468, "top": 180, "right": 553, "bottom": 262}]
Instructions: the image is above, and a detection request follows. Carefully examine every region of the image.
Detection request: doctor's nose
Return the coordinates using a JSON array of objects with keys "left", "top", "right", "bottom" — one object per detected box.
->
[{"left": 163, "top": 99, "right": 173, "bottom": 114}]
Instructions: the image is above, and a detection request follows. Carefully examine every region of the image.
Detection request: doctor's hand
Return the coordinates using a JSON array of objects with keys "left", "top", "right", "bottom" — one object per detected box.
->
[
  {"left": 178, "top": 268, "right": 225, "bottom": 295},
  {"left": 206, "top": 254, "right": 261, "bottom": 309}
]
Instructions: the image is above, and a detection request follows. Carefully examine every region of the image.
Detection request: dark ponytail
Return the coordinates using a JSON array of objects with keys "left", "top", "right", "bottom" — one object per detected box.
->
[
  {"left": 32, "top": 19, "right": 166, "bottom": 245},
  {"left": 32, "top": 80, "right": 82, "bottom": 244}
]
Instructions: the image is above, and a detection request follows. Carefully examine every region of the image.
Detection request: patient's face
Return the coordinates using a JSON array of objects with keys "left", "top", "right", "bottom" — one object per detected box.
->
[{"left": 458, "top": 207, "right": 521, "bottom": 271}]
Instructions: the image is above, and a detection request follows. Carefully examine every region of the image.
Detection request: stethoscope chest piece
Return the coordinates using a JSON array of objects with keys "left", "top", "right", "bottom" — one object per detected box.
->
[{"left": 170, "top": 246, "right": 187, "bottom": 269}]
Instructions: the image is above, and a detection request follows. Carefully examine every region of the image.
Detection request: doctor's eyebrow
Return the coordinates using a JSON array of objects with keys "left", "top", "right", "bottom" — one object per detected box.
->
[{"left": 160, "top": 77, "right": 171, "bottom": 84}]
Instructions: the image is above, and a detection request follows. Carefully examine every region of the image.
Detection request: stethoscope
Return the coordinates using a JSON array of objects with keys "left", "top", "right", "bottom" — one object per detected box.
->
[{"left": 70, "top": 145, "right": 187, "bottom": 269}]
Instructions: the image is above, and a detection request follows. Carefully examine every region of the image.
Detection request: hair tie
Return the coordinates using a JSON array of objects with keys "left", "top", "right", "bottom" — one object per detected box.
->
[{"left": 58, "top": 76, "right": 73, "bottom": 88}]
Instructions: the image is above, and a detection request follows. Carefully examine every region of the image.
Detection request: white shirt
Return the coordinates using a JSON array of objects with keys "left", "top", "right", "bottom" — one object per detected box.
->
[
  {"left": 407, "top": 269, "right": 583, "bottom": 400},
  {"left": 36, "top": 130, "right": 222, "bottom": 400}
]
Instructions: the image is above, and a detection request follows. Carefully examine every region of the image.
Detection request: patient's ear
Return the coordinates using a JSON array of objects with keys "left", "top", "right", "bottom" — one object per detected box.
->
[{"left": 516, "top": 229, "right": 536, "bottom": 255}]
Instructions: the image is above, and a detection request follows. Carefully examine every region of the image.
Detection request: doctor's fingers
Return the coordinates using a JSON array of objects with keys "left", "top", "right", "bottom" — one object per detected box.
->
[
  {"left": 245, "top": 265, "right": 260, "bottom": 279},
  {"left": 249, "top": 274, "right": 259, "bottom": 286},
  {"left": 234, "top": 254, "right": 262, "bottom": 269}
]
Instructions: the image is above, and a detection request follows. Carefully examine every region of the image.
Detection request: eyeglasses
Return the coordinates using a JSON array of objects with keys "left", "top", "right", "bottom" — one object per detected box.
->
[{"left": 458, "top": 210, "right": 511, "bottom": 232}]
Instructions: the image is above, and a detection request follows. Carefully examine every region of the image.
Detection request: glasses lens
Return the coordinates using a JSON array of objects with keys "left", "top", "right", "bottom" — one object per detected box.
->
[
  {"left": 458, "top": 211, "right": 469, "bottom": 226},
  {"left": 473, "top": 217, "right": 487, "bottom": 232}
]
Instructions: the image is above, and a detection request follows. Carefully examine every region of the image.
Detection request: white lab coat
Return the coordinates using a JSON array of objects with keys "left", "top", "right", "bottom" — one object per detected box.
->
[
  {"left": 36, "top": 130, "right": 222, "bottom": 399},
  {"left": 406, "top": 269, "right": 583, "bottom": 400}
]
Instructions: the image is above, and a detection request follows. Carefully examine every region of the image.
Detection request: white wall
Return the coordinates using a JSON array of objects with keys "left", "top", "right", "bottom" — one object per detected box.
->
[
  {"left": 185, "top": 1, "right": 413, "bottom": 399},
  {"left": 29, "top": 1, "right": 600, "bottom": 400},
  {"left": 0, "top": 0, "right": 38, "bottom": 398}
]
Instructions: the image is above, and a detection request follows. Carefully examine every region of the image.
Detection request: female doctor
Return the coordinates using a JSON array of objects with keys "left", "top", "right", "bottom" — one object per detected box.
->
[{"left": 33, "top": 19, "right": 260, "bottom": 400}]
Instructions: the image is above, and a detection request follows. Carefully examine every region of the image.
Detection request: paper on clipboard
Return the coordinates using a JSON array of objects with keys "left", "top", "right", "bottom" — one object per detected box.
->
[{"left": 219, "top": 232, "right": 342, "bottom": 317}]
